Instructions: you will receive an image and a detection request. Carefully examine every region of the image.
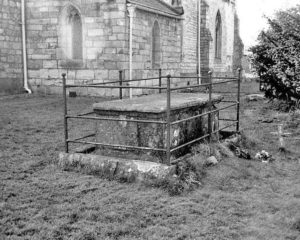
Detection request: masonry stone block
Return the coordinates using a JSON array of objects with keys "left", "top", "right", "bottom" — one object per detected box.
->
[
  {"left": 43, "top": 60, "right": 58, "bottom": 69},
  {"left": 28, "top": 70, "right": 40, "bottom": 78},
  {"left": 95, "top": 70, "right": 109, "bottom": 80},
  {"left": 104, "top": 61, "right": 117, "bottom": 70},
  {"left": 76, "top": 70, "right": 95, "bottom": 80},
  {"left": 108, "top": 70, "right": 119, "bottom": 80}
]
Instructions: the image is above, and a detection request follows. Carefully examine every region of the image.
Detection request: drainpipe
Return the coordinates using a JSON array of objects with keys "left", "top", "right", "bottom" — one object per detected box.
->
[
  {"left": 127, "top": 4, "right": 135, "bottom": 99},
  {"left": 197, "top": 0, "right": 201, "bottom": 84},
  {"left": 21, "top": 0, "right": 32, "bottom": 94}
]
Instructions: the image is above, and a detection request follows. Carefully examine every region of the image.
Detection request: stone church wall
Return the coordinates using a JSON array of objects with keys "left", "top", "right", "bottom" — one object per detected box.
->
[
  {"left": 164, "top": 0, "right": 242, "bottom": 78},
  {"left": 233, "top": 12, "right": 244, "bottom": 72},
  {"left": 180, "top": 0, "right": 198, "bottom": 74},
  {"left": 128, "top": 9, "right": 182, "bottom": 95},
  {"left": 26, "top": 0, "right": 128, "bottom": 96},
  {"left": 0, "top": 0, "right": 23, "bottom": 95},
  {"left": 24, "top": 0, "right": 242, "bottom": 96},
  {"left": 25, "top": 0, "right": 183, "bottom": 96},
  {"left": 204, "top": 0, "right": 236, "bottom": 75}
]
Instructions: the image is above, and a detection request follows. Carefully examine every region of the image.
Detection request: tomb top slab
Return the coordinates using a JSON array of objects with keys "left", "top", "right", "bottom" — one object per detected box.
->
[{"left": 93, "top": 93, "right": 223, "bottom": 113}]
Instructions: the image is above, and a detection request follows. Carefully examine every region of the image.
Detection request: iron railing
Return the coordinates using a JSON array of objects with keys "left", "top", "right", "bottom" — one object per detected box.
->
[{"left": 62, "top": 69, "right": 241, "bottom": 165}]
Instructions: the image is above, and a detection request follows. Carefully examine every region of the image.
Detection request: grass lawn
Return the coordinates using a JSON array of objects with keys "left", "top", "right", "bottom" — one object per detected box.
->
[{"left": 0, "top": 82, "right": 299, "bottom": 240}]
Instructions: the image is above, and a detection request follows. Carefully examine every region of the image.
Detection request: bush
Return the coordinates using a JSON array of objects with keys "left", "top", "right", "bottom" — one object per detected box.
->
[{"left": 250, "top": 5, "right": 300, "bottom": 107}]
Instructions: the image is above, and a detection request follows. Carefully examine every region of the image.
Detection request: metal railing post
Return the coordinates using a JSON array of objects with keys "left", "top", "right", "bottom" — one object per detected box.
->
[
  {"left": 197, "top": 68, "right": 200, "bottom": 85},
  {"left": 159, "top": 68, "right": 162, "bottom": 94},
  {"left": 236, "top": 68, "right": 241, "bottom": 132},
  {"left": 62, "top": 73, "right": 69, "bottom": 153},
  {"left": 119, "top": 70, "right": 123, "bottom": 99},
  {"left": 208, "top": 71, "right": 213, "bottom": 139},
  {"left": 166, "top": 74, "right": 171, "bottom": 165}
]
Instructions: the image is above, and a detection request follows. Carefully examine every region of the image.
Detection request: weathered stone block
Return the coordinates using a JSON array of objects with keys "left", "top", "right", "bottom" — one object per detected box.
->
[
  {"left": 43, "top": 60, "right": 58, "bottom": 69},
  {"left": 95, "top": 70, "right": 108, "bottom": 80},
  {"left": 88, "top": 29, "right": 104, "bottom": 36},
  {"left": 58, "top": 152, "right": 176, "bottom": 182},
  {"left": 76, "top": 70, "right": 95, "bottom": 80}
]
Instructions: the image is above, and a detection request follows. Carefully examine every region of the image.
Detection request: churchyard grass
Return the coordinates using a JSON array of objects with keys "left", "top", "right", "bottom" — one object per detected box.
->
[{"left": 0, "top": 82, "right": 299, "bottom": 240}]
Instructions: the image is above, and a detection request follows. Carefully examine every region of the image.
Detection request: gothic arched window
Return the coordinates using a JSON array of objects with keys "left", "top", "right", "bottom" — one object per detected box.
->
[
  {"left": 215, "top": 11, "right": 222, "bottom": 59},
  {"left": 152, "top": 21, "right": 161, "bottom": 69},
  {"left": 61, "top": 5, "right": 83, "bottom": 60}
]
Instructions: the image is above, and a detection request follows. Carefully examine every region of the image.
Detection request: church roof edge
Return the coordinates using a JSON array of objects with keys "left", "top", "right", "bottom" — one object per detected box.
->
[{"left": 127, "top": 0, "right": 184, "bottom": 18}]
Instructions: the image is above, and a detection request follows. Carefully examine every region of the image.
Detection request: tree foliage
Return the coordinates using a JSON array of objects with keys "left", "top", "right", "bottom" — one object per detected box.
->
[{"left": 250, "top": 5, "right": 300, "bottom": 104}]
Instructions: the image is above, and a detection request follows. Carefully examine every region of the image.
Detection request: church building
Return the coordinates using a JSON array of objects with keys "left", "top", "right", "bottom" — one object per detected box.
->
[{"left": 0, "top": 0, "right": 243, "bottom": 95}]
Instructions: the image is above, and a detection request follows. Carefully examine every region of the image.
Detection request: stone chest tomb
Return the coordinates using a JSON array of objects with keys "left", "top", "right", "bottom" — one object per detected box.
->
[{"left": 93, "top": 93, "right": 223, "bottom": 164}]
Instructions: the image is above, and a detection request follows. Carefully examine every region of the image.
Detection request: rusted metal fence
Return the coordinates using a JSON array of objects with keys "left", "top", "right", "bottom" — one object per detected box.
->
[{"left": 62, "top": 69, "right": 241, "bottom": 165}]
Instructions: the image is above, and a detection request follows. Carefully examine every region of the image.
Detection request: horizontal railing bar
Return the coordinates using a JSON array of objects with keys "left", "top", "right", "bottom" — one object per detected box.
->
[
  {"left": 66, "top": 85, "right": 165, "bottom": 90},
  {"left": 170, "top": 76, "right": 236, "bottom": 81},
  {"left": 87, "top": 80, "right": 121, "bottom": 86},
  {"left": 171, "top": 111, "right": 212, "bottom": 125},
  {"left": 171, "top": 83, "right": 211, "bottom": 91},
  {"left": 170, "top": 159, "right": 181, "bottom": 165},
  {"left": 220, "top": 100, "right": 238, "bottom": 103},
  {"left": 72, "top": 76, "right": 170, "bottom": 86},
  {"left": 70, "top": 77, "right": 169, "bottom": 87},
  {"left": 170, "top": 134, "right": 211, "bottom": 153},
  {"left": 66, "top": 80, "right": 237, "bottom": 90},
  {"left": 213, "top": 91, "right": 238, "bottom": 94},
  {"left": 67, "top": 115, "right": 166, "bottom": 124},
  {"left": 217, "top": 103, "right": 238, "bottom": 110},
  {"left": 170, "top": 76, "right": 209, "bottom": 79},
  {"left": 171, "top": 103, "right": 237, "bottom": 125},
  {"left": 212, "top": 77, "right": 237, "bottom": 80},
  {"left": 72, "top": 133, "right": 96, "bottom": 142},
  {"left": 121, "top": 77, "right": 164, "bottom": 82},
  {"left": 214, "top": 122, "right": 237, "bottom": 133},
  {"left": 78, "top": 112, "right": 95, "bottom": 116},
  {"left": 210, "top": 79, "right": 238, "bottom": 85},
  {"left": 171, "top": 80, "right": 237, "bottom": 91},
  {"left": 68, "top": 140, "right": 167, "bottom": 152},
  {"left": 170, "top": 122, "right": 238, "bottom": 162},
  {"left": 91, "top": 78, "right": 166, "bottom": 86},
  {"left": 219, "top": 119, "right": 239, "bottom": 122}
]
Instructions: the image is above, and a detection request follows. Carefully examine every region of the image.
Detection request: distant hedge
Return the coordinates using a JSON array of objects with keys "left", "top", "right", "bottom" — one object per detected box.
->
[{"left": 250, "top": 5, "right": 300, "bottom": 106}]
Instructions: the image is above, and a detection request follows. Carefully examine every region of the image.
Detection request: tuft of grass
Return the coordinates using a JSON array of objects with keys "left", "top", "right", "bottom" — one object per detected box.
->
[
  {"left": 239, "top": 129, "right": 262, "bottom": 149},
  {"left": 291, "top": 218, "right": 300, "bottom": 232},
  {"left": 267, "top": 99, "right": 297, "bottom": 112},
  {"left": 75, "top": 232, "right": 97, "bottom": 240},
  {"left": 191, "top": 140, "right": 236, "bottom": 162},
  {"left": 148, "top": 159, "right": 206, "bottom": 196}
]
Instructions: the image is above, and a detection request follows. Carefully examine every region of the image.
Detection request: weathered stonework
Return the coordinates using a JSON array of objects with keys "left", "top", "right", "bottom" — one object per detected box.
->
[
  {"left": 1, "top": 0, "right": 243, "bottom": 96},
  {"left": 93, "top": 93, "right": 222, "bottom": 163},
  {"left": 58, "top": 152, "right": 176, "bottom": 182},
  {"left": 0, "top": 0, "right": 23, "bottom": 95}
]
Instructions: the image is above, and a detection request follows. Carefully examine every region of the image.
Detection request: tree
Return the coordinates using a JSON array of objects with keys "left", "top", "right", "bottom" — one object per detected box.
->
[{"left": 250, "top": 5, "right": 300, "bottom": 105}]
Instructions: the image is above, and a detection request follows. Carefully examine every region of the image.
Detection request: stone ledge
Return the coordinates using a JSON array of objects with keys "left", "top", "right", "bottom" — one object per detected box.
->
[
  {"left": 93, "top": 93, "right": 223, "bottom": 113},
  {"left": 58, "top": 153, "right": 176, "bottom": 182}
]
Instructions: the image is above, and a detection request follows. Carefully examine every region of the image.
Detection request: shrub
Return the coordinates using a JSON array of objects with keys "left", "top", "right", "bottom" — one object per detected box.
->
[{"left": 250, "top": 5, "right": 300, "bottom": 107}]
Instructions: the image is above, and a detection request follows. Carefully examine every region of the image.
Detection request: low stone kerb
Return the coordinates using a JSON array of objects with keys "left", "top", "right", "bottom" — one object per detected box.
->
[{"left": 58, "top": 153, "right": 176, "bottom": 182}]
